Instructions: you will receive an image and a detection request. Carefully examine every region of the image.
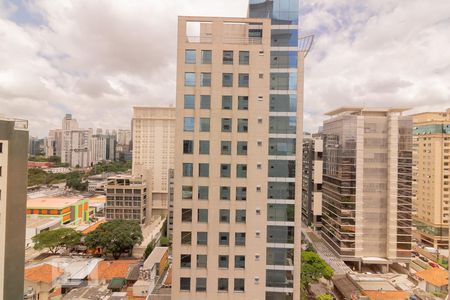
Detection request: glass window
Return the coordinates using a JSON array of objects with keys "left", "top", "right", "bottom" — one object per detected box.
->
[
  {"left": 267, "top": 226, "right": 294, "bottom": 243},
  {"left": 239, "top": 51, "right": 249, "bottom": 65},
  {"left": 235, "top": 232, "right": 246, "bottom": 246},
  {"left": 181, "top": 254, "right": 191, "bottom": 267},
  {"left": 222, "top": 95, "right": 232, "bottom": 109},
  {"left": 201, "top": 50, "right": 212, "bottom": 64},
  {"left": 237, "top": 164, "right": 247, "bottom": 178},
  {"left": 235, "top": 256, "right": 245, "bottom": 269},
  {"left": 266, "top": 270, "right": 294, "bottom": 288},
  {"left": 267, "top": 248, "right": 293, "bottom": 266},
  {"left": 221, "top": 141, "right": 231, "bottom": 155},
  {"left": 198, "top": 209, "right": 208, "bottom": 223},
  {"left": 268, "top": 204, "right": 295, "bottom": 222},
  {"left": 199, "top": 163, "right": 209, "bottom": 177},
  {"left": 197, "top": 254, "right": 207, "bottom": 268},
  {"left": 219, "top": 232, "right": 229, "bottom": 245},
  {"left": 236, "top": 209, "right": 246, "bottom": 223},
  {"left": 199, "top": 118, "right": 210, "bottom": 132},
  {"left": 234, "top": 278, "right": 245, "bottom": 292},
  {"left": 200, "top": 95, "right": 210, "bottom": 109},
  {"left": 183, "top": 163, "right": 193, "bottom": 177},
  {"left": 270, "top": 51, "right": 298, "bottom": 68},
  {"left": 218, "top": 278, "right": 228, "bottom": 291},
  {"left": 220, "top": 186, "right": 230, "bottom": 200},
  {"left": 269, "top": 116, "right": 296, "bottom": 134},
  {"left": 181, "top": 231, "right": 191, "bottom": 245},
  {"left": 182, "top": 208, "right": 192, "bottom": 222},
  {"left": 184, "top": 72, "right": 195, "bottom": 86},
  {"left": 200, "top": 72, "right": 211, "bottom": 87},
  {"left": 271, "top": 29, "right": 298, "bottom": 47},
  {"left": 237, "top": 119, "right": 248, "bottom": 132},
  {"left": 223, "top": 50, "right": 233, "bottom": 64},
  {"left": 222, "top": 118, "right": 232, "bottom": 132},
  {"left": 270, "top": 94, "right": 297, "bottom": 112},
  {"left": 236, "top": 187, "right": 247, "bottom": 201},
  {"left": 182, "top": 186, "right": 192, "bottom": 199},
  {"left": 237, "top": 141, "right": 247, "bottom": 155},
  {"left": 196, "top": 278, "right": 207, "bottom": 292},
  {"left": 219, "top": 209, "right": 230, "bottom": 223},
  {"left": 185, "top": 50, "right": 196, "bottom": 64},
  {"left": 197, "top": 232, "right": 208, "bottom": 245},
  {"left": 180, "top": 277, "right": 191, "bottom": 291},
  {"left": 184, "top": 117, "right": 194, "bottom": 132},
  {"left": 238, "top": 73, "right": 249, "bottom": 87},
  {"left": 199, "top": 140, "right": 209, "bottom": 155},
  {"left": 268, "top": 182, "right": 295, "bottom": 199},
  {"left": 222, "top": 73, "right": 233, "bottom": 87},
  {"left": 221, "top": 164, "right": 231, "bottom": 177},
  {"left": 269, "top": 138, "right": 296, "bottom": 155},
  {"left": 270, "top": 73, "right": 297, "bottom": 90},
  {"left": 183, "top": 140, "right": 193, "bottom": 154},
  {"left": 268, "top": 160, "right": 296, "bottom": 177},
  {"left": 198, "top": 186, "right": 209, "bottom": 200},
  {"left": 238, "top": 96, "right": 248, "bottom": 110},
  {"left": 218, "top": 255, "right": 229, "bottom": 268},
  {"left": 184, "top": 95, "right": 195, "bottom": 109}
]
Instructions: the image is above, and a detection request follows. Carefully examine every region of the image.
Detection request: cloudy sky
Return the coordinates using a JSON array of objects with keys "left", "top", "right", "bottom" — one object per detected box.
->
[{"left": 1, "top": 0, "right": 449, "bottom": 137}]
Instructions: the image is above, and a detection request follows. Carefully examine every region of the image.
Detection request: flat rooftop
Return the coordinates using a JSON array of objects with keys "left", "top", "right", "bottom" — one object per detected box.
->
[
  {"left": 143, "top": 247, "right": 168, "bottom": 269},
  {"left": 27, "top": 196, "right": 84, "bottom": 209},
  {"left": 325, "top": 107, "right": 409, "bottom": 116},
  {"left": 26, "top": 216, "right": 60, "bottom": 228}
]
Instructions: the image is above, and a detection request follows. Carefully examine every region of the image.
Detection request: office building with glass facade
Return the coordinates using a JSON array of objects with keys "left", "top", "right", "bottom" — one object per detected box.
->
[
  {"left": 172, "top": 1, "right": 309, "bottom": 299},
  {"left": 321, "top": 107, "right": 412, "bottom": 272}
]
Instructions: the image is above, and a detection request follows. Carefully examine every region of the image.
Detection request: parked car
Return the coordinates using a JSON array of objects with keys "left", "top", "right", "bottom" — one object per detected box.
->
[
  {"left": 419, "top": 256, "right": 429, "bottom": 262},
  {"left": 429, "top": 262, "right": 439, "bottom": 268}
]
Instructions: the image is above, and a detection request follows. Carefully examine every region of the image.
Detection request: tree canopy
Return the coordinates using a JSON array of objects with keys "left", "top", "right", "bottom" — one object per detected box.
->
[
  {"left": 32, "top": 228, "right": 82, "bottom": 254},
  {"left": 84, "top": 220, "right": 143, "bottom": 259},
  {"left": 316, "top": 294, "right": 334, "bottom": 300},
  {"left": 301, "top": 251, "right": 334, "bottom": 290}
]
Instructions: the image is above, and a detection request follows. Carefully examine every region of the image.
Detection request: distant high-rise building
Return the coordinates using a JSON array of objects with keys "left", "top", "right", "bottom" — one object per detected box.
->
[
  {"left": 132, "top": 107, "right": 175, "bottom": 193},
  {"left": 44, "top": 129, "right": 62, "bottom": 158},
  {"left": 28, "top": 136, "right": 45, "bottom": 156},
  {"left": 412, "top": 109, "right": 450, "bottom": 249},
  {"left": 89, "top": 134, "right": 107, "bottom": 164},
  {"left": 302, "top": 133, "right": 323, "bottom": 231},
  {"left": 0, "top": 117, "right": 29, "bottom": 300},
  {"left": 117, "top": 129, "right": 132, "bottom": 146},
  {"left": 171, "top": 0, "right": 310, "bottom": 298},
  {"left": 321, "top": 107, "right": 413, "bottom": 272}
]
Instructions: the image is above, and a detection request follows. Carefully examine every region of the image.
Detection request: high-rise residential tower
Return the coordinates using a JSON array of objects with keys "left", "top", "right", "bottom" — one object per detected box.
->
[
  {"left": 0, "top": 117, "right": 28, "bottom": 300},
  {"left": 412, "top": 109, "right": 450, "bottom": 249},
  {"left": 172, "top": 1, "right": 310, "bottom": 299},
  {"left": 321, "top": 107, "right": 413, "bottom": 272}
]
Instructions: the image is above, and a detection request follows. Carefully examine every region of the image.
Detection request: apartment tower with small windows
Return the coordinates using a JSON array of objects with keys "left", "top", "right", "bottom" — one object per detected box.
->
[
  {"left": 321, "top": 107, "right": 413, "bottom": 272},
  {"left": 0, "top": 117, "right": 29, "bottom": 300},
  {"left": 172, "top": 1, "right": 310, "bottom": 299},
  {"left": 412, "top": 109, "right": 450, "bottom": 249}
]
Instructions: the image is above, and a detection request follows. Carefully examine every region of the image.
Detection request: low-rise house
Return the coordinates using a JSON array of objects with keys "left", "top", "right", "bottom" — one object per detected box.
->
[
  {"left": 89, "top": 260, "right": 137, "bottom": 286},
  {"left": 132, "top": 247, "right": 168, "bottom": 298},
  {"left": 415, "top": 268, "right": 448, "bottom": 294},
  {"left": 24, "top": 264, "right": 64, "bottom": 300}
]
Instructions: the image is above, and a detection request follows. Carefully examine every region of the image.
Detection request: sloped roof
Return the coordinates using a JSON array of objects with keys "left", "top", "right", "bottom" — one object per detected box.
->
[
  {"left": 416, "top": 268, "right": 448, "bottom": 287},
  {"left": 364, "top": 290, "right": 410, "bottom": 300},
  {"left": 25, "top": 264, "right": 64, "bottom": 283},
  {"left": 89, "top": 260, "right": 136, "bottom": 281}
]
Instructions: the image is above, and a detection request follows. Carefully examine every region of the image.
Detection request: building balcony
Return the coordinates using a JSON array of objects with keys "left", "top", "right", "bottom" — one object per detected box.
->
[{"left": 185, "top": 35, "right": 262, "bottom": 45}]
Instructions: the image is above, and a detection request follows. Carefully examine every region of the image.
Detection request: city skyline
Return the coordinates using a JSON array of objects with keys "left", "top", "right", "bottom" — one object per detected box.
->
[{"left": 1, "top": 0, "right": 449, "bottom": 136}]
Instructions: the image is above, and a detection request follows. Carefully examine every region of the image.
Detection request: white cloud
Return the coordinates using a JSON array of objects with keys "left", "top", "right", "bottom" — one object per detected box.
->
[{"left": 0, "top": 0, "right": 449, "bottom": 136}]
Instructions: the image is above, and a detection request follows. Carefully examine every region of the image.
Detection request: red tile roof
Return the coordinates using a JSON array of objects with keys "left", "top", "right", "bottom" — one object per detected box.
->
[
  {"left": 25, "top": 264, "right": 63, "bottom": 283},
  {"left": 89, "top": 260, "right": 136, "bottom": 281}
]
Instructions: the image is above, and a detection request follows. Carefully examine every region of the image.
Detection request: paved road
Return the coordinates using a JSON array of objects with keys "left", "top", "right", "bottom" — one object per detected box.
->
[{"left": 302, "top": 224, "right": 352, "bottom": 275}]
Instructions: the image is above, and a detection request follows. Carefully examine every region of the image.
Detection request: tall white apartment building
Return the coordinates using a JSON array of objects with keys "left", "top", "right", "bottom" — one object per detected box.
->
[
  {"left": 0, "top": 117, "right": 28, "bottom": 300},
  {"left": 172, "top": 0, "right": 310, "bottom": 298},
  {"left": 132, "top": 107, "right": 175, "bottom": 193}
]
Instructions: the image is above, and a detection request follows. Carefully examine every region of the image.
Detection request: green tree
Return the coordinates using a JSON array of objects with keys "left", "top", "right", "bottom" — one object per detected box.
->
[
  {"left": 84, "top": 220, "right": 143, "bottom": 259},
  {"left": 66, "top": 172, "right": 88, "bottom": 191},
  {"left": 32, "top": 228, "right": 82, "bottom": 253},
  {"left": 316, "top": 294, "right": 334, "bottom": 300},
  {"left": 143, "top": 240, "right": 155, "bottom": 260},
  {"left": 301, "top": 251, "right": 334, "bottom": 294},
  {"left": 160, "top": 236, "right": 169, "bottom": 247}
]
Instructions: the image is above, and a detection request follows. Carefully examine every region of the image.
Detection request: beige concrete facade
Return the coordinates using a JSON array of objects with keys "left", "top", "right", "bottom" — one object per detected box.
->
[
  {"left": 412, "top": 109, "right": 450, "bottom": 249},
  {"left": 172, "top": 14, "right": 304, "bottom": 300},
  {"left": 321, "top": 108, "right": 412, "bottom": 271},
  {"left": 132, "top": 107, "right": 175, "bottom": 193},
  {"left": 0, "top": 118, "right": 29, "bottom": 300}
]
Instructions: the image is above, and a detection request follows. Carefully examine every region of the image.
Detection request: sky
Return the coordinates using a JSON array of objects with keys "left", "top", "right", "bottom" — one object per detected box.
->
[{"left": 0, "top": 0, "right": 449, "bottom": 137}]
